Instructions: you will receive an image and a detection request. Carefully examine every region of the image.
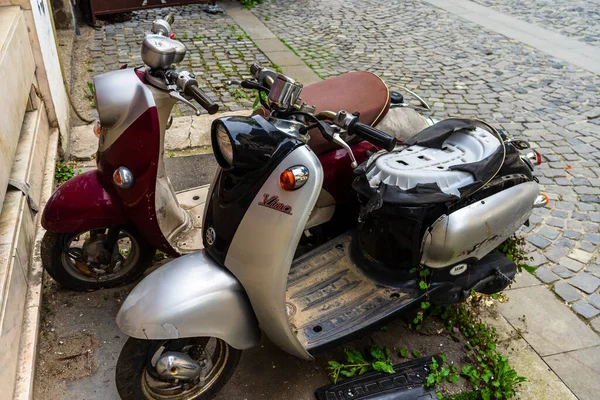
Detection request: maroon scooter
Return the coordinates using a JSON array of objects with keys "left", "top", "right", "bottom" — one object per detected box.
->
[{"left": 41, "top": 16, "right": 428, "bottom": 290}]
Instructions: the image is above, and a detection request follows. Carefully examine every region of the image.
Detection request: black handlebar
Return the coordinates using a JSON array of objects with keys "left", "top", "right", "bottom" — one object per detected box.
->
[
  {"left": 185, "top": 85, "right": 219, "bottom": 115},
  {"left": 348, "top": 120, "right": 397, "bottom": 152}
]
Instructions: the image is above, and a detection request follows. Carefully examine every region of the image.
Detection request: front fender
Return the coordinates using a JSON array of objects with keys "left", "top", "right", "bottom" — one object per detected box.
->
[
  {"left": 116, "top": 250, "right": 261, "bottom": 350},
  {"left": 42, "top": 170, "right": 128, "bottom": 232}
]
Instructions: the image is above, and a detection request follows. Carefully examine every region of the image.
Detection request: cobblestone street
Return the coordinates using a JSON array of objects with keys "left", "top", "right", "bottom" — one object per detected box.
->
[
  {"left": 89, "top": 4, "right": 273, "bottom": 114},
  {"left": 251, "top": 0, "right": 600, "bottom": 332}
]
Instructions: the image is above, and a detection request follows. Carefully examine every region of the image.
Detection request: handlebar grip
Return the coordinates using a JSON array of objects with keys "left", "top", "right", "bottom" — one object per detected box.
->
[
  {"left": 165, "top": 13, "right": 175, "bottom": 24},
  {"left": 349, "top": 121, "right": 397, "bottom": 152},
  {"left": 186, "top": 85, "right": 219, "bottom": 115}
]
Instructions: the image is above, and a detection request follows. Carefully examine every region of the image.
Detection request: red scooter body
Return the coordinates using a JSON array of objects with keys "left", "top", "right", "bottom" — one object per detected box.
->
[
  {"left": 42, "top": 170, "right": 127, "bottom": 233},
  {"left": 42, "top": 66, "right": 389, "bottom": 261},
  {"left": 42, "top": 105, "right": 179, "bottom": 254}
]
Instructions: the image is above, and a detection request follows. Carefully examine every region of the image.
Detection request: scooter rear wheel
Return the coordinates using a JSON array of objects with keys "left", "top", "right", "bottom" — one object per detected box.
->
[
  {"left": 116, "top": 337, "right": 241, "bottom": 400},
  {"left": 41, "top": 227, "right": 156, "bottom": 290}
]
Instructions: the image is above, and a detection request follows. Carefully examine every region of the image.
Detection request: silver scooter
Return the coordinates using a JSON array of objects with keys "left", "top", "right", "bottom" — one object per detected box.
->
[{"left": 114, "top": 71, "right": 547, "bottom": 399}]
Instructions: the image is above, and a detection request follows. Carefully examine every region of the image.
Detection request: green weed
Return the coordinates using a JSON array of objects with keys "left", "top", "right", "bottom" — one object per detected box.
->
[
  {"left": 498, "top": 235, "right": 534, "bottom": 273},
  {"left": 426, "top": 303, "right": 526, "bottom": 399},
  {"left": 327, "top": 345, "right": 394, "bottom": 384},
  {"left": 239, "top": 0, "right": 262, "bottom": 9},
  {"left": 54, "top": 162, "right": 77, "bottom": 184}
]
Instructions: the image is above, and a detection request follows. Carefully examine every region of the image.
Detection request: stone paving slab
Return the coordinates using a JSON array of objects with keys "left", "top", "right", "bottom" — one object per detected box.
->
[
  {"left": 498, "top": 286, "right": 600, "bottom": 356},
  {"left": 164, "top": 109, "right": 249, "bottom": 152},
  {"left": 470, "top": 0, "right": 600, "bottom": 48},
  {"left": 483, "top": 314, "right": 577, "bottom": 400},
  {"left": 424, "top": 0, "right": 600, "bottom": 75},
  {"left": 68, "top": 110, "right": 250, "bottom": 161},
  {"left": 544, "top": 346, "right": 600, "bottom": 400},
  {"left": 224, "top": 3, "right": 321, "bottom": 84},
  {"left": 506, "top": 271, "right": 542, "bottom": 290}
]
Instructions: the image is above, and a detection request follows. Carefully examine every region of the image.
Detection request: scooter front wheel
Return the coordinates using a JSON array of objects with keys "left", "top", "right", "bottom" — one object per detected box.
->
[
  {"left": 116, "top": 337, "right": 241, "bottom": 400},
  {"left": 41, "top": 227, "right": 156, "bottom": 290}
]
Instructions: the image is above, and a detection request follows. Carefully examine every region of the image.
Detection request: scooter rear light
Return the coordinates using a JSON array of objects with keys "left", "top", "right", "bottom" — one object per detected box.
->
[{"left": 526, "top": 151, "right": 542, "bottom": 166}]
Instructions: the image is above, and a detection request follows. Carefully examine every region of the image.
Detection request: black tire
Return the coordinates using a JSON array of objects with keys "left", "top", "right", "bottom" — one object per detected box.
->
[
  {"left": 41, "top": 228, "right": 156, "bottom": 291},
  {"left": 116, "top": 337, "right": 241, "bottom": 400}
]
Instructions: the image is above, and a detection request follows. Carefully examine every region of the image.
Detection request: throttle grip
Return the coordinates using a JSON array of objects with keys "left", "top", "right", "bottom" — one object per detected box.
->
[
  {"left": 186, "top": 85, "right": 219, "bottom": 115},
  {"left": 349, "top": 121, "right": 397, "bottom": 152}
]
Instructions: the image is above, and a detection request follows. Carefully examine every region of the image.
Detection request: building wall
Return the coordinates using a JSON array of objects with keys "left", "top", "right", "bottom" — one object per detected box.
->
[
  {"left": 0, "top": 1, "right": 66, "bottom": 397},
  {"left": 29, "top": 0, "right": 70, "bottom": 153},
  {"left": 0, "top": 0, "right": 70, "bottom": 156}
]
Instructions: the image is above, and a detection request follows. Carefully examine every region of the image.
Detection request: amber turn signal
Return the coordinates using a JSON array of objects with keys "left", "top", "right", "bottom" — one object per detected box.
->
[
  {"left": 280, "top": 170, "right": 296, "bottom": 191},
  {"left": 113, "top": 167, "right": 134, "bottom": 189},
  {"left": 94, "top": 120, "right": 102, "bottom": 136},
  {"left": 279, "top": 166, "right": 309, "bottom": 191},
  {"left": 533, "top": 193, "right": 549, "bottom": 208}
]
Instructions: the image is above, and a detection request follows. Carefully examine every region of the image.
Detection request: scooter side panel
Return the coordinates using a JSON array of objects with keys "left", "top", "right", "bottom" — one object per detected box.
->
[
  {"left": 421, "top": 181, "right": 539, "bottom": 268},
  {"left": 41, "top": 170, "right": 128, "bottom": 232},
  {"left": 97, "top": 107, "right": 177, "bottom": 255},
  {"left": 94, "top": 68, "right": 156, "bottom": 152},
  {"left": 224, "top": 146, "right": 324, "bottom": 360},
  {"left": 116, "top": 250, "right": 261, "bottom": 350}
]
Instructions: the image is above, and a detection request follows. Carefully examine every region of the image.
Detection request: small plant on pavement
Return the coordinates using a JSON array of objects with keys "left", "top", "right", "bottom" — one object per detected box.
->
[
  {"left": 55, "top": 162, "right": 77, "bottom": 185},
  {"left": 239, "top": 0, "right": 262, "bottom": 9},
  {"left": 426, "top": 354, "right": 460, "bottom": 397},
  {"left": 425, "top": 302, "right": 526, "bottom": 399},
  {"left": 327, "top": 345, "right": 394, "bottom": 383},
  {"left": 410, "top": 267, "right": 432, "bottom": 330},
  {"left": 498, "top": 234, "right": 534, "bottom": 273},
  {"left": 87, "top": 81, "right": 96, "bottom": 108}
]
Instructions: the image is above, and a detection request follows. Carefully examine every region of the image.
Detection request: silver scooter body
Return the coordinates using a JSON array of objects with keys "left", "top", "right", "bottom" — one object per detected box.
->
[
  {"left": 117, "top": 144, "right": 322, "bottom": 358},
  {"left": 117, "top": 131, "right": 541, "bottom": 362}
]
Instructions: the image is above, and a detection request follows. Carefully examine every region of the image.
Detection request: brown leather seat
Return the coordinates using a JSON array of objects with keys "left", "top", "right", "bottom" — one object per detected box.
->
[
  {"left": 257, "top": 71, "right": 391, "bottom": 155},
  {"left": 301, "top": 71, "right": 390, "bottom": 154}
]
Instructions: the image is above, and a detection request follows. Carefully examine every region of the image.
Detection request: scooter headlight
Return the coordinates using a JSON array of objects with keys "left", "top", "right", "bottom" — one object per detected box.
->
[{"left": 214, "top": 122, "right": 234, "bottom": 168}]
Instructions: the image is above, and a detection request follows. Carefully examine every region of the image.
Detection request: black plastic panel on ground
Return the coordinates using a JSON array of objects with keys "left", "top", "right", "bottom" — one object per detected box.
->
[{"left": 315, "top": 356, "right": 439, "bottom": 400}]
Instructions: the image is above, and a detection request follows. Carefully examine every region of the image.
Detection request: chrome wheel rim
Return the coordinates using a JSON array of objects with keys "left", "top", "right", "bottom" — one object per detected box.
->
[
  {"left": 60, "top": 229, "right": 141, "bottom": 283},
  {"left": 142, "top": 338, "right": 229, "bottom": 400}
]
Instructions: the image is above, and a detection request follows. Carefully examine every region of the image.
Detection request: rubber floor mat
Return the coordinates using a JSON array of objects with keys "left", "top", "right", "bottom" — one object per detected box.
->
[
  {"left": 315, "top": 356, "right": 439, "bottom": 400},
  {"left": 286, "top": 233, "right": 417, "bottom": 350}
]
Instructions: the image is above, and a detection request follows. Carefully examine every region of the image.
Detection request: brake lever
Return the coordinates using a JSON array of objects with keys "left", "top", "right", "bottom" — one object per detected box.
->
[
  {"left": 168, "top": 87, "right": 201, "bottom": 116},
  {"left": 332, "top": 131, "right": 358, "bottom": 168}
]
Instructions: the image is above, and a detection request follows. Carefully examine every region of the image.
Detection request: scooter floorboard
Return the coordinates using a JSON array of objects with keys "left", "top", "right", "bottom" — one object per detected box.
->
[{"left": 287, "top": 233, "right": 415, "bottom": 351}]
